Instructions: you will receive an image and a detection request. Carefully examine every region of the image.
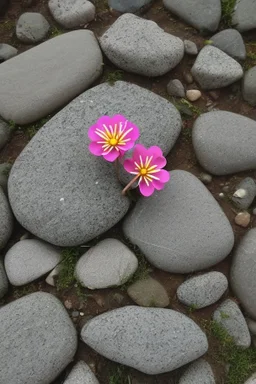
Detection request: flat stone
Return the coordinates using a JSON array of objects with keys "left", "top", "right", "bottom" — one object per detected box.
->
[
  {"left": 213, "top": 299, "right": 251, "bottom": 348},
  {"left": 127, "top": 276, "right": 170, "bottom": 307},
  {"left": 179, "top": 359, "right": 215, "bottom": 384},
  {"left": 0, "top": 188, "right": 13, "bottom": 249},
  {"left": 0, "top": 164, "right": 12, "bottom": 193},
  {"left": 242, "top": 66, "right": 256, "bottom": 106},
  {"left": 81, "top": 306, "right": 208, "bottom": 374},
  {"left": 123, "top": 170, "right": 234, "bottom": 273},
  {"left": 192, "top": 111, "right": 256, "bottom": 175},
  {"left": 49, "top": 0, "right": 95, "bottom": 29},
  {"left": 167, "top": 79, "right": 185, "bottom": 98},
  {"left": 235, "top": 212, "right": 251, "bottom": 227},
  {"left": 0, "top": 261, "right": 8, "bottom": 299},
  {"left": 100, "top": 14, "right": 184, "bottom": 76},
  {"left": 177, "top": 271, "right": 228, "bottom": 309},
  {"left": 63, "top": 361, "right": 99, "bottom": 384},
  {"left": 232, "top": 178, "right": 256, "bottom": 209},
  {"left": 163, "top": 0, "right": 221, "bottom": 32},
  {"left": 232, "top": 0, "right": 256, "bottom": 32},
  {"left": 0, "top": 119, "right": 11, "bottom": 150},
  {"left": 16, "top": 13, "right": 50, "bottom": 43},
  {"left": 4, "top": 239, "right": 61, "bottom": 286},
  {"left": 75, "top": 239, "right": 138, "bottom": 289},
  {"left": 231, "top": 229, "right": 256, "bottom": 320},
  {"left": 108, "top": 0, "right": 152, "bottom": 13},
  {"left": 244, "top": 373, "right": 256, "bottom": 384},
  {"left": 0, "top": 30, "right": 103, "bottom": 125},
  {"left": 210, "top": 29, "right": 246, "bottom": 61},
  {"left": 184, "top": 40, "right": 198, "bottom": 55},
  {"left": 191, "top": 46, "right": 243, "bottom": 89},
  {"left": 0, "top": 43, "right": 17, "bottom": 62},
  {"left": 0, "top": 292, "right": 77, "bottom": 384}
]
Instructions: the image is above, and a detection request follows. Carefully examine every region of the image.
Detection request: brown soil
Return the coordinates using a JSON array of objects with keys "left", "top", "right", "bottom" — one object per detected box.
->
[{"left": 1, "top": 1, "right": 256, "bottom": 383}]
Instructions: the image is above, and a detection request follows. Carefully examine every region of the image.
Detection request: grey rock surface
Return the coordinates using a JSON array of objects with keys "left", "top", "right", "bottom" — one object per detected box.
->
[
  {"left": 100, "top": 13, "right": 184, "bottom": 76},
  {"left": 213, "top": 299, "right": 251, "bottom": 348},
  {"left": 242, "top": 66, "right": 256, "bottom": 106},
  {"left": 244, "top": 373, "right": 256, "bottom": 384},
  {"left": 163, "top": 0, "right": 221, "bottom": 32},
  {"left": 16, "top": 12, "right": 50, "bottom": 43},
  {"left": 191, "top": 46, "right": 243, "bottom": 89},
  {"left": 177, "top": 272, "right": 228, "bottom": 309},
  {"left": 232, "top": 177, "right": 256, "bottom": 209},
  {"left": 0, "top": 163, "right": 12, "bottom": 193},
  {"left": 4, "top": 239, "right": 61, "bottom": 286},
  {"left": 192, "top": 111, "right": 256, "bottom": 175},
  {"left": 63, "top": 361, "right": 99, "bottom": 384},
  {"left": 0, "top": 292, "right": 77, "bottom": 384},
  {"left": 231, "top": 229, "right": 256, "bottom": 320},
  {"left": 49, "top": 0, "right": 95, "bottom": 29},
  {"left": 0, "top": 261, "right": 8, "bottom": 299},
  {"left": 179, "top": 359, "right": 215, "bottom": 384},
  {"left": 167, "top": 79, "right": 185, "bottom": 98},
  {"left": 81, "top": 306, "right": 208, "bottom": 374},
  {"left": 184, "top": 40, "right": 198, "bottom": 55},
  {"left": 75, "top": 239, "right": 138, "bottom": 289},
  {"left": 123, "top": 170, "right": 234, "bottom": 273},
  {"left": 127, "top": 276, "right": 170, "bottom": 307},
  {"left": 0, "top": 187, "right": 13, "bottom": 249},
  {"left": 0, "top": 30, "right": 103, "bottom": 125},
  {"left": 210, "top": 29, "right": 246, "bottom": 61},
  {"left": 246, "top": 318, "right": 256, "bottom": 336},
  {"left": 108, "top": 0, "right": 152, "bottom": 13},
  {"left": 232, "top": 0, "right": 256, "bottom": 32},
  {"left": 0, "top": 119, "right": 11, "bottom": 150},
  {"left": 0, "top": 43, "right": 17, "bottom": 62}
]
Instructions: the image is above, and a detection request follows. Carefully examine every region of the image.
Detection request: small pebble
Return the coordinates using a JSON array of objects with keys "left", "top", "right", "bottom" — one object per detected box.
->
[
  {"left": 219, "top": 192, "right": 225, "bottom": 199},
  {"left": 183, "top": 71, "right": 193, "bottom": 84},
  {"left": 79, "top": 312, "right": 84, "bottom": 316},
  {"left": 199, "top": 173, "right": 212, "bottom": 184},
  {"left": 64, "top": 299, "right": 72, "bottom": 309},
  {"left": 167, "top": 79, "right": 185, "bottom": 98},
  {"left": 222, "top": 186, "right": 230, "bottom": 193},
  {"left": 72, "top": 311, "right": 80, "bottom": 318},
  {"left": 186, "top": 89, "right": 202, "bottom": 101},
  {"left": 235, "top": 212, "right": 251, "bottom": 227},
  {"left": 184, "top": 40, "right": 198, "bottom": 55},
  {"left": 209, "top": 90, "right": 220, "bottom": 100}
]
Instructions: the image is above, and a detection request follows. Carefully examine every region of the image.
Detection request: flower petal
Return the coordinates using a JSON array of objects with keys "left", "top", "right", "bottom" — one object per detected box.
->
[
  {"left": 139, "top": 179, "right": 155, "bottom": 197},
  {"left": 147, "top": 146, "right": 163, "bottom": 158},
  {"left": 123, "top": 159, "right": 137, "bottom": 174},
  {"left": 152, "top": 180, "right": 165, "bottom": 190},
  {"left": 132, "top": 144, "right": 148, "bottom": 164},
  {"left": 153, "top": 156, "right": 167, "bottom": 168},
  {"left": 103, "top": 148, "right": 120, "bottom": 162},
  {"left": 118, "top": 140, "right": 136, "bottom": 152},
  {"left": 158, "top": 169, "right": 170, "bottom": 183},
  {"left": 89, "top": 141, "right": 103, "bottom": 156},
  {"left": 88, "top": 124, "right": 101, "bottom": 141}
]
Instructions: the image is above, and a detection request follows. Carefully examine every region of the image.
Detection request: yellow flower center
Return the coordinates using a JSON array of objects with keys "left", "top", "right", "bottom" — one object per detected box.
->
[
  {"left": 109, "top": 138, "right": 118, "bottom": 146},
  {"left": 140, "top": 168, "right": 147, "bottom": 175}
]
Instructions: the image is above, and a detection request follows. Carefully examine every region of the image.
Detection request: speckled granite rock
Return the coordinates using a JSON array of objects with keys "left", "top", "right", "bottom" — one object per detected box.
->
[
  {"left": 242, "top": 66, "right": 256, "bottom": 106},
  {"left": 210, "top": 29, "right": 246, "bottom": 61},
  {"left": 179, "top": 359, "right": 215, "bottom": 384},
  {"left": 16, "top": 13, "right": 50, "bottom": 43},
  {"left": 0, "top": 187, "right": 13, "bottom": 249},
  {"left": 63, "top": 361, "right": 99, "bottom": 384},
  {"left": 232, "top": 0, "right": 256, "bottom": 32},
  {"left": 49, "top": 0, "right": 95, "bottom": 29}
]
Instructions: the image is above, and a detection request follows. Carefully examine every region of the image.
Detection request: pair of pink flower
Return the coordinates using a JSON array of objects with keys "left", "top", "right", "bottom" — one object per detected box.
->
[{"left": 88, "top": 115, "right": 170, "bottom": 197}]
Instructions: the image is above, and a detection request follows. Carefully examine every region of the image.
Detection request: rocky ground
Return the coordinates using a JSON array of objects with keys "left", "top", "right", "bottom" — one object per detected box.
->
[{"left": 1, "top": 0, "right": 256, "bottom": 383}]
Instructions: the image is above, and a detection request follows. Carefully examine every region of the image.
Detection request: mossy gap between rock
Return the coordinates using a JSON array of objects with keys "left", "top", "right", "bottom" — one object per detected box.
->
[{"left": 221, "top": 0, "right": 237, "bottom": 27}]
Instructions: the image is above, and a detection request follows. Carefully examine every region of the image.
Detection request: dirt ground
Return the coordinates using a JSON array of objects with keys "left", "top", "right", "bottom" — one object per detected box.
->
[{"left": 1, "top": 1, "right": 256, "bottom": 383}]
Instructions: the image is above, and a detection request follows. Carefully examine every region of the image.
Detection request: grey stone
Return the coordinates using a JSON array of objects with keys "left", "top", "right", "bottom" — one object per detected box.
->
[
  {"left": 167, "top": 79, "right": 185, "bottom": 98},
  {"left": 0, "top": 188, "right": 13, "bottom": 249},
  {"left": 213, "top": 299, "right": 251, "bottom": 348},
  {"left": 244, "top": 373, "right": 256, "bottom": 384},
  {"left": 191, "top": 46, "right": 243, "bottom": 89},
  {"left": 253, "top": 207, "right": 256, "bottom": 215},
  {"left": 81, "top": 306, "right": 208, "bottom": 374},
  {"left": 184, "top": 40, "right": 198, "bottom": 55},
  {"left": 192, "top": 111, "right": 256, "bottom": 175},
  {"left": 232, "top": 177, "right": 256, "bottom": 209},
  {"left": 4, "top": 239, "right": 61, "bottom": 286},
  {"left": 127, "top": 276, "right": 170, "bottom": 307},
  {"left": 49, "top": 0, "right": 95, "bottom": 29},
  {"left": 100, "top": 14, "right": 184, "bottom": 76},
  {"left": 0, "top": 43, "right": 17, "bottom": 62},
  {"left": 108, "top": 0, "right": 152, "bottom": 13},
  {"left": 0, "top": 119, "right": 11, "bottom": 150},
  {"left": 232, "top": 0, "right": 256, "bottom": 32},
  {"left": 8, "top": 81, "right": 181, "bottom": 246},
  {"left": 210, "top": 29, "right": 246, "bottom": 61},
  {"left": 177, "top": 272, "right": 228, "bottom": 309},
  {"left": 0, "top": 163, "right": 12, "bottom": 193},
  {"left": 231, "top": 229, "right": 256, "bottom": 321},
  {"left": 242, "top": 66, "right": 256, "bottom": 106},
  {"left": 0, "top": 261, "right": 8, "bottom": 299},
  {"left": 163, "top": 0, "right": 221, "bottom": 32},
  {"left": 246, "top": 318, "right": 256, "bottom": 336},
  {"left": 0, "top": 292, "right": 77, "bottom": 384},
  {"left": 0, "top": 30, "right": 103, "bottom": 125},
  {"left": 199, "top": 172, "right": 212, "bottom": 184},
  {"left": 123, "top": 170, "right": 234, "bottom": 273},
  {"left": 179, "top": 359, "right": 215, "bottom": 384},
  {"left": 75, "top": 239, "right": 138, "bottom": 289},
  {"left": 16, "top": 12, "right": 50, "bottom": 43},
  {"left": 64, "top": 361, "right": 99, "bottom": 384},
  {"left": 45, "top": 264, "right": 60, "bottom": 286}
]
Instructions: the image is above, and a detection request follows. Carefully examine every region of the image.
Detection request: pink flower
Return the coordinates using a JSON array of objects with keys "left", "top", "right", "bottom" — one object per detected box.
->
[
  {"left": 88, "top": 115, "right": 140, "bottom": 162},
  {"left": 123, "top": 144, "right": 170, "bottom": 197}
]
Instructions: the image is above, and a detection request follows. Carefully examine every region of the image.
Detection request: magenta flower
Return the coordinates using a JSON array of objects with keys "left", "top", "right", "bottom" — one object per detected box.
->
[
  {"left": 123, "top": 144, "right": 170, "bottom": 197},
  {"left": 88, "top": 115, "right": 140, "bottom": 162}
]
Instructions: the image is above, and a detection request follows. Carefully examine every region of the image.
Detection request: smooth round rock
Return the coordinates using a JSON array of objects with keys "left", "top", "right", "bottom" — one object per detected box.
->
[
  {"left": 16, "top": 13, "right": 50, "bottom": 43},
  {"left": 0, "top": 163, "right": 12, "bottom": 193},
  {"left": 210, "top": 29, "right": 246, "bottom": 61},
  {"left": 0, "top": 187, "right": 13, "bottom": 249},
  {"left": 191, "top": 46, "right": 243, "bottom": 89},
  {"left": 179, "top": 359, "right": 215, "bottom": 384},
  {"left": 213, "top": 299, "right": 251, "bottom": 348},
  {"left": 49, "top": 0, "right": 95, "bottom": 29},
  {"left": 0, "top": 119, "right": 11, "bottom": 150},
  {"left": 242, "top": 66, "right": 256, "bottom": 106},
  {"left": 177, "top": 271, "right": 228, "bottom": 309},
  {"left": 232, "top": 0, "right": 256, "bottom": 32},
  {"left": 167, "top": 79, "right": 185, "bottom": 98},
  {"left": 186, "top": 90, "right": 201, "bottom": 101},
  {"left": 192, "top": 111, "right": 256, "bottom": 175},
  {"left": 75, "top": 239, "right": 138, "bottom": 289},
  {"left": 246, "top": 318, "right": 256, "bottom": 336},
  {"left": 123, "top": 170, "right": 234, "bottom": 273},
  {"left": 81, "top": 306, "right": 208, "bottom": 374},
  {"left": 63, "top": 361, "right": 99, "bottom": 384},
  {"left": 231, "top": 229, "right": 256, "bottom": 320},
  {"left": 235, "top": 212, "right": 251, "bottom": 228},
  {"left": 0, "top": 261, "right": 8, "bottom": 299},
  {"left": 108, "top": 0, "right": 152, "bottom": 13},
  {"left": 184, "top": 40, "right": 198, "bottom": 55},
  {"left": 244, "top": 373, "right": 256, "bottom": 384},
  {"left": 127, "top": 276, "right": 170, "bottom": 307},
  {"left": 0, "top": 292, "right": 77, "bottom": 384},
  {"left": 100, "top": 13, "right": 184, "bottom": 76},
  {"left": 199, "top": 173, "right": 212, "bottom": 184},
  {"left": 232, "top": 177, "right": 256, "bottom": 209},
  {"left": 0, "top": 43, "right": 18, "bottom": 62}
]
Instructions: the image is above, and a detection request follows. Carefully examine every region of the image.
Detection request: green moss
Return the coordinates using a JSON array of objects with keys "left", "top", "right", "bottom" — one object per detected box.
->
[
  {"left": 13, "top": 284, "right": 36, "bottom": 299},
  {"left": 108, "top": 365, "right": 131, "bottom": 384},
  {"left": 0, "top": 20, "right": 15, "bottom": 31},
  {"left": 50, "top": 26, "right": 64, "bottom": 38},
  {"left": 23, "top": 116, "right": 51, "bottom": 139},
  {"left": 105, "top": 70, "right": 124, "bottom": 86},
  {"left": 56, "top": 247, "right": 81, "bottom": 291},
  {"left": 94, "top": 0, "right": 108, "bottom": 12},
  {"left": 221, "top": 0, "right": 236, "bottom": 27}
]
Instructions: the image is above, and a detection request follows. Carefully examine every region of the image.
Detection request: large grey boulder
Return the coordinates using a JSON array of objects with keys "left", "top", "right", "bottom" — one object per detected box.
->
[
  {"left": 0, "top": 187, "right": 13, "bottom": 249},
  {"left": 0, "top": 43, "right": 17, "bottom": 62},
  {"left": 123, "top": 170, "right": 234, "bottom": 273},
  {"left": 179, "top": 359, "right": 215, "bottom": 384},
  {"left": 0, "top": 30, "right": 103, "bottom": 125},
  {"left": 100, "top": 13, "right": 184, "bottom": 76},
  {"left": 0, "top": 261, "right": 8, "bottom": 299},
  {"left": 0, "top": 119, "right": 11, "bottom": 150},
  {"left": 81, "top": 306, "right": 208, "bottom": 374},
  {"left": 193, "top": 111, "right": 256, "bottom": 175},
  {"left": 163, "top": 0, "right": 221, "bottom": 32},
  {"left": 191, "top": 46, "right": 243, "bottom": 89},
  {"left": 63, "top": 361, "right": 99, "bottom": 384},
  {"left": 242, "top": 66, "right": 256, "bottom": 106},
  {"left": 231, "top": 229, "right": 256, "bottom": 321},
  {"left": 16, "top": 13, "right": 50, "bottom": 43},
  {"left": 232, "top": 0, "right": 256, "bottom": 32},
  {"left": 108, "top": 0, "right": 152, "bottom": 13},
  {"left": 0, "top": 292, "right": 77, "bottom": 384},
  {"left": 210, "top": 29, "right": 246, "bottom": 61}
]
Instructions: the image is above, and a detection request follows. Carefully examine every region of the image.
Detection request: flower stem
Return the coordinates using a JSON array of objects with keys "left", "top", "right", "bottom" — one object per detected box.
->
[{"left": 122, "top": 174, "right": 140, "bottom": 196}]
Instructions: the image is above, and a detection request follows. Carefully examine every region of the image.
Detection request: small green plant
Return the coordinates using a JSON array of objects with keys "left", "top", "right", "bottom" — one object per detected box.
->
[
  {"left": 221, "top": 0, "right": 236, "bottom": 27},
  {"left": 13, "top": 284, "right": 36, "bottom": 299},
  {"left": 220, "top": 311, "right": 230, "bottom": 319},
  {"left": 0, "top": 20, "right": 15, "bottom": 31},
  {"left": 50, "top": 26, "right": 64, "bottom": 38},
  {"left": 94, "top": 0, "right": 108, "bottom": 12},
  {"left": 188, "top": 303, "right": 198, "bottom": 313},
  {"left": 108, "top": 365, "right": 131, "bottom": 384},
  {"left": 56, "top": 247, "right": 81, "bottom": 291},
  {"left": 204, "top": 40, "right": 213, "bottom": 45},
  {"left": 8, "top": 120, "right": 17, "bottom": 131},
  {"left": 105, "top": 70, "right": 124, "bottom": 86},
  {"left": 23, "top": 116, "right": 51, "bottom": 139}
]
